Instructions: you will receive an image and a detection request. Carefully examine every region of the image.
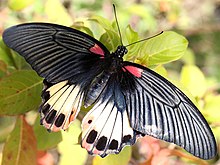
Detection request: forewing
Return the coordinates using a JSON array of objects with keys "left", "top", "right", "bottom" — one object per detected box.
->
[
  {"left": 122, "top": 61, "right": 217, "bottom": 160},
  {"left": 81, "top": 76, "right": 140, "bottom": 157},
  {"left": 2, "top": 23, "right": 110, "bottom": 83}
]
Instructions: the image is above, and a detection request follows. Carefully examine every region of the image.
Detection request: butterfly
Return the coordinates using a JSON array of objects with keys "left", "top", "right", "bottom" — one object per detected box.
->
[{"left": 2, "top": 21, "right": 217, "bottom": 159}]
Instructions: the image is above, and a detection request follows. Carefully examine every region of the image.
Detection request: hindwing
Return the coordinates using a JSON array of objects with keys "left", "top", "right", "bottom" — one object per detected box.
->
[
  {"left": 81, "top": 75, "right": 141, "bottom": 157},
  {"left": 40, "top": 80, "right": 84, "bottom": 132}
]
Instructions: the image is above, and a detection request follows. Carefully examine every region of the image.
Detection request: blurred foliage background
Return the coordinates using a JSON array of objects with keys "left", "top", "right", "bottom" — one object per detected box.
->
[{"left": 0, "top": 0, "right": 220, "bottom": 165}]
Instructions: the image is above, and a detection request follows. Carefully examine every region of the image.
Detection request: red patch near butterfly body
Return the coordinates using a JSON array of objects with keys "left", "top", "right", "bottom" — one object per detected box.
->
[
  {"left": 90, "top": 44, "right": 105, "bottom": 56},
  {"left": 124, "top": 66, "right": 143, "bottom": 78}
]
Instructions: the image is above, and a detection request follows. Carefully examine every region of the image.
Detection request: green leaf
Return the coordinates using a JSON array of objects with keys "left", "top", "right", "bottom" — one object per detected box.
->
[
  {"left": 99, "top": 30, "right": 121, "bottom": 52},
  {"left": 45, "top": 0, "right": 73, "bottom": 25},
  {"left": 88, "top": 15, "right": 121, "bottom": 52},
  {"left": 0, "top": 38, "right": 14, "bottom": 67},
  {"left": 8, "top": 0, "right": 35, "bottom": 11},
  {"left": 180, "top": 65, "right": 207, "bottom": 97},
  {"left": 123, "top": 25, "right": 140, "bottom": 61},
  {"left": 71, "top": 22, "right": 94, "bottom": 37},
  {"left": 153, "top": 65, "right": 168, "bottom": 78},
  {"left": 33, "top": 116, "right": 62, "bottom": 150},
  {"left": 127, "top": 31, "right": 188, "bottom": 66},
  {"left": 0, "top": 38, "right": 29, "bottom": 70},
  {"left": 0, "top": 60, "right": 7, "bottom": 72},
  {"left": 58, "top": 119, "right": 87, "bottom": 165},
  {"left": 89, "top": 15, "right": 113, "bottom": 31},
  {"left": 0, "top": 60, "right": 8, "bottom": 79},
  {"left": 11, "top": 51, "right": 32, "bottom": 70},
  {"left": 0, "top": 70, "right": 43, "bottom": 115},
  {"left": 124, "top": 25, "right": 139, "bottom": 45},
  {"left": 0, "top": 116, "right": 16, "bottom": 142},
  {"left": 93, "top": 146, "right": 131, "bottom": 165},
  {"left": 2, "top": 116, "right": 37, "bottom": 165}
]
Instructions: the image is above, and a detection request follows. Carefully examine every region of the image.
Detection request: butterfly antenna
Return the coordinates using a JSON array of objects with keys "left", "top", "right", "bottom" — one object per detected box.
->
[
  {"left": 125, "top": 31, "right": 163, "bottom": 47},
  {"left": 113, "top": 4, "right": 123, "bottom": 45}
]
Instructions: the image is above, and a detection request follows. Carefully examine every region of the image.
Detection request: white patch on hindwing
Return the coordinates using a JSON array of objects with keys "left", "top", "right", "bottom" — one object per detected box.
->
[
  {"left": 40, "top": 80, "right": 84, "bottom": 132},
  {"left": 81, "top": 98, "right": 137, "bottom": 157}
]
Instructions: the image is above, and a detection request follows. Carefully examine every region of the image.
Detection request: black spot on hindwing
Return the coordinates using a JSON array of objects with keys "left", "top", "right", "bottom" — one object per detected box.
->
[
  {"left": 109, "top": 139, "right": 118, "bottom": 150},
  {"left": 86, "top": 130, "right": 98, "bottom": 144},
  {"left": 55, "top": 113, "right": 65, "bottom": 127},
  {"left": 45, "top": 110, "right": 57, "bottom": 124},
  {"left": 96, "top": 136, "right": 107, "bottom": 151},
  {"left": 122, "top": 135, "right": 132, "bottom": 143},
  {"left": 40, "top": 103, "right": 50, "bottom": 115}
]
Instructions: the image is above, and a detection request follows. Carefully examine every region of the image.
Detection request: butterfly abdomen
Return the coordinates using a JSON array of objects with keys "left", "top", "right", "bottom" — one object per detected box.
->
[{"left": 84, "top": 72, "right": 111, "bottom": 108}]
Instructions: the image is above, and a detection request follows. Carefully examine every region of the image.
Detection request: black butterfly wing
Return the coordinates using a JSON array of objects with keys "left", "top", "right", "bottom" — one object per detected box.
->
[
  {"left": 122, "top": 61, "right": 217, "bottom": 160},
  {"left": 2, "top": 23, "right": 110, "bottom": 132},
  {"left": 2, "top": 23, "right": 110, "bottom": 83}
]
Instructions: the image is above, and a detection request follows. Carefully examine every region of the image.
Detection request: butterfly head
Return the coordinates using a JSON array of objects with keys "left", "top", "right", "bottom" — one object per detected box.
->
[
  {"left": 114, "top": 45, "right": 128, "bottom": 58},
  {"left": 109, "top": 45, "right": 127, "bottom": 72}
]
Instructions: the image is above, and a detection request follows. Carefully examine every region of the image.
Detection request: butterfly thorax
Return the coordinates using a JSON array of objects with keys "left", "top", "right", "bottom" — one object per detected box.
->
[
  {"left": 108, "top": 45, "right": 127, "bottom": 72},
  {"left": 113, "top": 45, "right": 128, "bottom": 58},
  {"left": 84, "top": 46, "right": 128, "bottom": 107}
]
